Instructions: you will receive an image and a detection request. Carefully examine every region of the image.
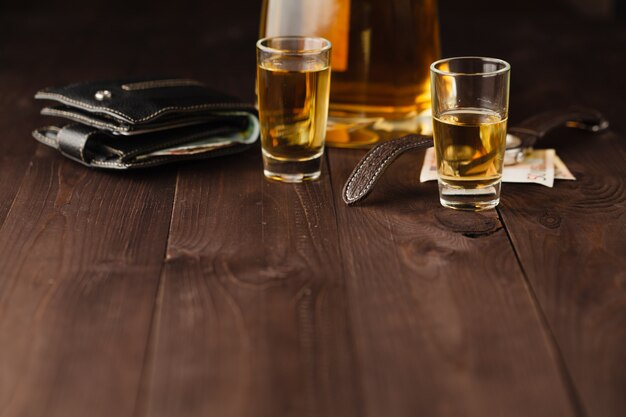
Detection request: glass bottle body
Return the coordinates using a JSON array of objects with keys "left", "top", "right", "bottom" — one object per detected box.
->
[{"left": 260, "top": 0, "right": 441, "bottom": 148}]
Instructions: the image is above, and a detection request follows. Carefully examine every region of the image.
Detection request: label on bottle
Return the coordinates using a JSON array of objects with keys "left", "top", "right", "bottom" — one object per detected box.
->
[{"left": 265, "top": 0, "right": 350, "bottom": 71}]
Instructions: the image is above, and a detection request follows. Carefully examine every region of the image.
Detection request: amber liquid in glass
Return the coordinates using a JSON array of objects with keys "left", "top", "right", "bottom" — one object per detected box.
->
[
  {"left": 433, "top": 109, "right": 507, "bottom": 188},
  {"left": 257, "top": 56, "right": 331, "bottom": 180}
]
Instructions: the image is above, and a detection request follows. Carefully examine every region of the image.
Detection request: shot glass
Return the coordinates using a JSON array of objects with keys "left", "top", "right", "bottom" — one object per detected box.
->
[
  {"left": 256, "top": 36, "right": 332, "bottom": 182},
  {"left": 430, "top": 57, "right": 510, "bottom": 210}
]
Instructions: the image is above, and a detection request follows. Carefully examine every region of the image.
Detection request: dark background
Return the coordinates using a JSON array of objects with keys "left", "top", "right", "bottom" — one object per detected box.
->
[{"left": 1, "top": 0, "right": 625, "bottom": 128}]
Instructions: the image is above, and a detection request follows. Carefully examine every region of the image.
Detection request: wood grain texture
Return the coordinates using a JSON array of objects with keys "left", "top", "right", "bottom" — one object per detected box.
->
[
  {"left": 0, "top": 86, "right": 37, "bottom": 228},
  {"left": 327, "top": 147, "right": 578, "bottom": 417},
  {"left": 0, "top": 17, "right": 182, "bottom": 416},
  {"left": 441, "top": 8, "right": 626, "bottom": 417},
  {"left": 0, "top": 25, "right": 45, "bottom": 227},
  {"left": 499, "top": 128, "right": 626, "bottom": 417},
  {"left": 138, "top": 150, "right": 360, "bottom": 417},
  {"left": 0, "top": 146, "right": 176, "bottom": 417}
]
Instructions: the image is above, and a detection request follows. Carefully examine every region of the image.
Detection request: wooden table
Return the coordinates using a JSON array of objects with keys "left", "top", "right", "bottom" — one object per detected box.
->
[{"left": 1, "top": 1, "right": 625, "bottom": 416}]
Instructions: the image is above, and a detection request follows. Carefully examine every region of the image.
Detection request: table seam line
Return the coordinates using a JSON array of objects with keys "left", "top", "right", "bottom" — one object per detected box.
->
[
  {"left": 325, "top": 150, "right": 368, "bottom": 417},
  {"left": 131, "top": 169, "right": 179, "bottom": 417},
  {"left": 497, "top": 206, "right": 587, "bottom": 417},
  {"left": 0, "top": 147, "right": 39, "bottom": 232}
]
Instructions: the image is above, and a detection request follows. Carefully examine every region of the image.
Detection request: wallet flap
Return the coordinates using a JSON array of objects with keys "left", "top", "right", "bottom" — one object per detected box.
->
[
  {"left": 41, "top": 104, "right": 250, "bottom": 135},
  {"left": 35, "top": 77, "right": 255, "bottom": 125}
]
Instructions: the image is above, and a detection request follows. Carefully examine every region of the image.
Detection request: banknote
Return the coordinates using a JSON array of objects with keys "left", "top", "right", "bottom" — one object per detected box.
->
[
  {"left": 554, "top": 155, "right": 576, "bottom": 180},
  {"left": 419, "top": 148, "right": 575, "bottom": 188}
]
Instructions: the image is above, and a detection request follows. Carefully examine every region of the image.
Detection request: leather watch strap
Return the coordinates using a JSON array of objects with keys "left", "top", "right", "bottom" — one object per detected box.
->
[
  {"left": 342, "top": 134, "right": 433, "bottom": 205},
  {"left": 508, "top": 106, "right": 609, "bottom": 148},
  {"left": 342, "top": 106, "right": 609, "bottom": 206}
]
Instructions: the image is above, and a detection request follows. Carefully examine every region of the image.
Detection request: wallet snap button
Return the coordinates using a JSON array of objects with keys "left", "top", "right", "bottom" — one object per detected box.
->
[{"left": 94, "top": 90, "right": 112, "bottom": 101}]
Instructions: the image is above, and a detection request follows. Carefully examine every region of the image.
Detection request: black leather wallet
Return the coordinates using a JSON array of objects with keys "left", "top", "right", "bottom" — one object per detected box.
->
[{"left": 32, "top": 77, "right": 259, "bottom": 169}]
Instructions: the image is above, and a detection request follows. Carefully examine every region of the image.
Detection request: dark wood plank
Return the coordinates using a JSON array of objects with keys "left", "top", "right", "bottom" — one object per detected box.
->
[
  {"left": 0, "top": 147, "right": 176, "bottom": 417},
  {"left": 440, "top": 7, "right": 626, "bottom": 416},
  {"left": 137, "top": 151, "right": 361, "bottom": 417},
  {"left": 327, "top": 147, "right": 579, "bottom": 417},
  {"left": 499, "top": 128, "right": 626, "bottom": 417},
  {"left": 0, "top": 86, "right": 37, "bottom": 227},
  {"left": 0, "top": 17, "right": 47, "bottom": 226},
  {"left": 0, "top": 15, "right": 183, "bottom": 415}
]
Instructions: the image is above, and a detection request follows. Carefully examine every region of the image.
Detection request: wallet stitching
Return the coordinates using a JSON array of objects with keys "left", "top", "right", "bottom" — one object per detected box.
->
[
  {"left": 345, "top": 137, "right": 431, "bottom": 202},
  {"left": 36, "top": 92, "right": 135, "bottom": 122},
  {"left": 42, "top": 107, "right": 124, "bottom": 131},
  {"left": 36, "top": 92, "right": 253, "bottom": 124},
  {"left": 32, "top": 127, "right": 60, "bottom": 148},
  {"left": 92, "top": 158, "right": 165, "bottom": 168},
  {"left": 136, "top": 103, "right": 256, "bottom": 123},
  {"left": 121, "top": 79, "right": 205, "bottom": 91},
  {"left": 43, "top": 107, "right": 224, "bottom": 135}
]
